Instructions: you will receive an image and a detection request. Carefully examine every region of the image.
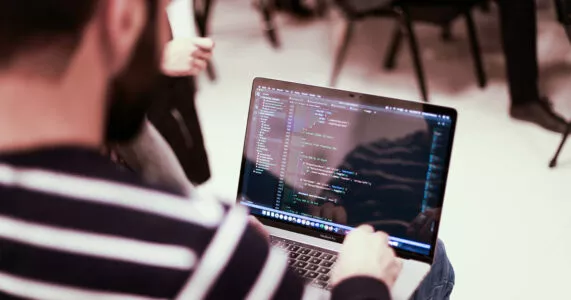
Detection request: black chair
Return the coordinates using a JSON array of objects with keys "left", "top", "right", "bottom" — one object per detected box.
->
[
  {"left": 256, "top": 0, "right": 330, "bottom": 48},
  {"left": 331, "top": 0, "right": 488, "bottom": 102},
  {"left": 193, "top": 0, "right": 281, "bottom": 55},
  {"left": 549, "top": 0, "right": 571, "bottom": 168}
]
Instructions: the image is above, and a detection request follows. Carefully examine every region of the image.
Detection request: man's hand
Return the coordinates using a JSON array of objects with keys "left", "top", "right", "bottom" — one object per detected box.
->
[
  {"left": 248, "top": 216, "right": 269, "bottom": 242},
  {"left": 161, "top": 37, "right": 214, "bottom": 77},
  {"left": 331, "top": 226, "right": 402, "bottom": 289}
]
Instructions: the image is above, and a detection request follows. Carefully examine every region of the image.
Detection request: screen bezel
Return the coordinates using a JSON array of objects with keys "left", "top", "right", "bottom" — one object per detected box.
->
[{"left": 236, "top": 77, "right": 458, "bottom": 264}]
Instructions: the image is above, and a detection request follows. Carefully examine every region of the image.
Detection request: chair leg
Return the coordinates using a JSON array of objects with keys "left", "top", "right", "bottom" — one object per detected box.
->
[
  {"left": 464, "top": 11, "right": 487, "bottom": 88},
  {"left": 383, "top": 22, "right": 403, "bottom": 70},
  {"left": 330, "top": 21, "right": 355, "bottom": 87},
  {"left": 260, "top": 0, "right": 280, "bottom": 48},
  {"left": 550, "top": 122, "right": 571, "bottom": 168},
  {"left": 401, "top": 8, "right": 429, "bottom": 102}
]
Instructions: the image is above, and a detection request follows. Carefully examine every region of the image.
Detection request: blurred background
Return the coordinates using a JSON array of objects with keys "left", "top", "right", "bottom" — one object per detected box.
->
[{"left": 172, "top": 0, "right": 571, "bottom": 299}]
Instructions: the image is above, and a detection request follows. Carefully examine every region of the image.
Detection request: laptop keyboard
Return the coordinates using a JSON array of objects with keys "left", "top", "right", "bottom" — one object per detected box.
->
[{"left": 270, "top": 236, "right": 338, "bottom": 290}]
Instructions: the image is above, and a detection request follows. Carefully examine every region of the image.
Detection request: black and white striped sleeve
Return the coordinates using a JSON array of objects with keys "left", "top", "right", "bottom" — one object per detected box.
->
[
  {"left": 175, "top": 204, "right": 304, "bottom": 300},
  {"left": 0, "top": 164, "right": 390, "bottom": 300},
  {"left": 176, "top": 204, "right": 391, "bottom": 300}
]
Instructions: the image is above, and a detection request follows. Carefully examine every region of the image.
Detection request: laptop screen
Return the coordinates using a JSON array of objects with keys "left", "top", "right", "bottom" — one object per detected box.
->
[{"left": 238, "top": 78, "right": 456, "bottom": 261}]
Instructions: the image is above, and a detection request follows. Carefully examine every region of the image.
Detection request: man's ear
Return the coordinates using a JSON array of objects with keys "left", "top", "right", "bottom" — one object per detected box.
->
[{"left": 103, "top": 0, "right": 148, "bottom": 75}]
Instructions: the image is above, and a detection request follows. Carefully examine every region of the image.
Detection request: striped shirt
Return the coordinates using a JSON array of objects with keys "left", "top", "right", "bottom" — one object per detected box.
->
[{"left": 0, "top": 147, "right": 389, "bottom": 300}]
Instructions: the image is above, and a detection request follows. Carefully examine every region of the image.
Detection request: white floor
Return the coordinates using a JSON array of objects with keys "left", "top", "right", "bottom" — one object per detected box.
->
[{"left": 189, "top": 2, "right": 571, "bottom": 299}]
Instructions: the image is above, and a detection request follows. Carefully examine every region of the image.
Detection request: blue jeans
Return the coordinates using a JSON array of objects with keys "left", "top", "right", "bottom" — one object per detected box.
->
[{"left": 410, "top": 240, "right": 455, "bottom": 300}]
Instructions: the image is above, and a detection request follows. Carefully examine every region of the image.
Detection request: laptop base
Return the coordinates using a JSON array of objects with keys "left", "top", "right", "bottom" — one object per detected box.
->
[{"left": 267, "top": 226, "right": 430, "bottom": 300}]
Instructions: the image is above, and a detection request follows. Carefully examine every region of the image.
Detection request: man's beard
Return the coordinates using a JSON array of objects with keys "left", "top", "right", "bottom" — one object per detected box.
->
[{"left": 104, "top": 4, "right": 161, "bottom": 143}]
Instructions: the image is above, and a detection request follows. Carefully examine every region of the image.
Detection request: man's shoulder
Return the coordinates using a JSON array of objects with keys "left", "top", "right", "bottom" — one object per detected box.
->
[
  {"left": 0, "top": 146, "right": 228, "bottom": 225},
  {"left": 0, "top": 148, "right": 228, "bottom": 299},
  {"left": 0, "top": 147, "right": 226, "bottom": 232},
  {"left": 0, "top": 146, "right": 181, "bottom": 196}
]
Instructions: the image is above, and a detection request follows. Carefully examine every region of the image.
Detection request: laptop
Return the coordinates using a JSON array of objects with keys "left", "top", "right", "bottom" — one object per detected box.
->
[{"left": 236, "top": 78, "right": 457, "bottom": 299}]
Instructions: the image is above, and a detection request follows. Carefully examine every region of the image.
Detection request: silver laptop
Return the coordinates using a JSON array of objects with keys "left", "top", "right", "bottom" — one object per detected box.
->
[{"left": 236, "top": 78, "right": 457, "bottom": 299}]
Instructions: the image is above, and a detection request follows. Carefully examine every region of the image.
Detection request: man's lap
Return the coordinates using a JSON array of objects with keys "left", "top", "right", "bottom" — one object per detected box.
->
[{"left": 410, "top": 240, "right": 455, "bottom": 300}]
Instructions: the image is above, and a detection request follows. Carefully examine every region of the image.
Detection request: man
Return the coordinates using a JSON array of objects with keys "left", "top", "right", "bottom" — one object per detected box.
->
[
  {"left": 498, "top": 0, "right": 568, "bottom": 133},
  {"left": 110, "top": 1, "right": 214, "bottom": 196},
  {"left": 0, "top": 1, "right": 401, "bottom": 299}
]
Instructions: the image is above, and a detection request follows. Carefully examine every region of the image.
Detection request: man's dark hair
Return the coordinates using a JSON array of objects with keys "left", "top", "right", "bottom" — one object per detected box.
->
[{"left": 0, "top": 1, "right": 99, "bottom": 73}]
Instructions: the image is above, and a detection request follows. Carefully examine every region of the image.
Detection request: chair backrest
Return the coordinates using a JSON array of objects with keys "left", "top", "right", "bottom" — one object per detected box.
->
[
  {"left": 334, "top": 0, "right": 393, "bottom": 16},
  {"left": 554, "top": 0, "right": 571, "bottom": 40}
]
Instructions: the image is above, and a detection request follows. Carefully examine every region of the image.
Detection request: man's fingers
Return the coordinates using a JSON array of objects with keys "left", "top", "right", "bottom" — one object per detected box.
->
[
  {"left": 343, "top": 225, "right": 371, "bottom": 243},
  {"left": 396, "top": 258, "right": 403, "bottom": 272},
  {"left": 193, "top": 37, "right": 215, "bottom": 50},
  {"left": 355, "top": 225, "right": 374, "bottom": 233},
  {"left": 167, "top": 69, "right": 194, "bottom": 77},
  {"left": 191, "top": 50, "right": 213, "bottom": 60},
  {"left": 391, "top": 259, "right": 403, "bottom": 283},
  {"left": 248, "top": 215, "right": 263, "bottom": 229},
  {"left": 248, "top": 216, "right": 270, "bottom": 241},
  {"left": 191, "top": 59, "right": 207, "bottom": 70},
  {"left": 373, "top": 231, "right": 389, "bottom": 245}
]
